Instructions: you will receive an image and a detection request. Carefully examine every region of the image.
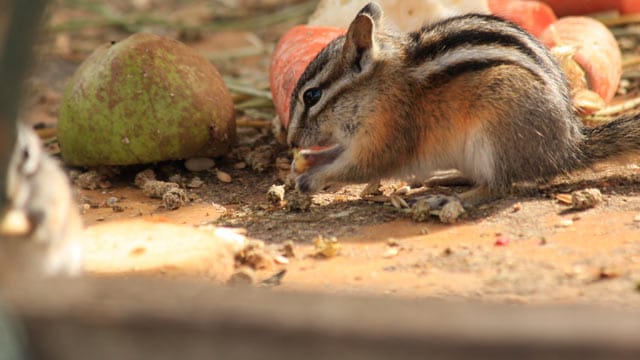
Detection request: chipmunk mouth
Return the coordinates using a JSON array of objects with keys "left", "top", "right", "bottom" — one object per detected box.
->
[{"left": 292, "top": 144, "right": 344, "bottom": 174}]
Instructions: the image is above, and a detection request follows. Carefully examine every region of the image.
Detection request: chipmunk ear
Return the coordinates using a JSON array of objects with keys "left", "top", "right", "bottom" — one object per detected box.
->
[{"left": 343, "top": 3, "right": 382, "bottom": 72}]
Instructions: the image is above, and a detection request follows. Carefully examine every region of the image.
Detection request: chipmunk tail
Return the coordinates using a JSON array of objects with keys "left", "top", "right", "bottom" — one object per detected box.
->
[{"left": 580, "top": 112, "right": 640, "bottom": 164}]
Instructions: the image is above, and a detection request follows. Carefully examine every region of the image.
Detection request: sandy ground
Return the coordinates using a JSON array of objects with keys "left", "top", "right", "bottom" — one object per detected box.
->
[{"left": 23, "top": 0, "right": 640, "bottom": 307}]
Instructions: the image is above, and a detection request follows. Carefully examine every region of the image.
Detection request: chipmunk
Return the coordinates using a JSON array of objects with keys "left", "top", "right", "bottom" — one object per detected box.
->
[{"left": 287, "top": 2, "right": 640, "bottom": 205}]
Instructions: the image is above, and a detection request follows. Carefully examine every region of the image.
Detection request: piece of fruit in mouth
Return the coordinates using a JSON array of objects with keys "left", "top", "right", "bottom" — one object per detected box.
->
[{"left": 292, "top": 145, "right": 339, "bottom": 174}]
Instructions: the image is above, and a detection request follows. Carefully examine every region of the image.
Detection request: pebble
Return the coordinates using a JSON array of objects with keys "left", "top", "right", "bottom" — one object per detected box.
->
[
  {"left": 184, "top": 157, "right": 216, "bottom": 172},
  {"left": 106, "top": 197, "right": 119, "bottom": 207}
]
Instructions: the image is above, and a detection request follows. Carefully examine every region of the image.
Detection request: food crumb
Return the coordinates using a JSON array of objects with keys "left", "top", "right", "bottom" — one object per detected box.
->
[
  {"left": 267, "top": 184, "right": 285, "bottom": 204},
  {"left": 313, "top": 236, "right": 341, "bottom": 258},
  {"left": 571, "top": 188, "right": 602, "bottom": 210},
  {"left": 75, "top": 170, "right": 109, "bottom": 190},
  {"left": 439, "top": 199, "right": 465, "bottom": 224},
  {"left": 134, "top": 168, "right": 156, "bottom": 188},
  {"left": 142, "top": 180, "right": 180, "bottom": 199},
  {"left": 162, "top": 188, "right": 188, "bottom": 210},
  {"left": 285, "top": 190, "right": 312, "bottom": 211}
]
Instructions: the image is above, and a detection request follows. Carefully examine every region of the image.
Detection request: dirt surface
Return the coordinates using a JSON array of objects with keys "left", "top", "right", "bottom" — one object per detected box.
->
[{"left": 26, "top": 1, "right": 640, "bottom": 307}]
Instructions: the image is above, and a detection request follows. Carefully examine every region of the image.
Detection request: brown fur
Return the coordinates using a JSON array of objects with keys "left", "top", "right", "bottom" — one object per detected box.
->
[{"left": 289, "top": 2, "right": 640, "bottom": 203}]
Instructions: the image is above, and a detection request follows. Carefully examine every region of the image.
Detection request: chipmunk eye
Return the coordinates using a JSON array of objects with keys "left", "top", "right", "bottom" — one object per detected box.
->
[{"left": 303, "top": 87, "right": 322, "bottom": 107}]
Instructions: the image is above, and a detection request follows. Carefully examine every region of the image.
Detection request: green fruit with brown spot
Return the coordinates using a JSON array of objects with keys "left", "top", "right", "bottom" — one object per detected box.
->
[{"left": 58, "top": 33, "right": 235, "bottom": 166}]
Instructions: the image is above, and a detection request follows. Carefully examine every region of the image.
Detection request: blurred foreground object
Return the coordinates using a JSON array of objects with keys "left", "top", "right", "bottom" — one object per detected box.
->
[
  {"left": 0, "top": 0, "right": 83, "bottom": 278},
  {"left": 1, "top": 124, "right": 83, "bottom": 276}
]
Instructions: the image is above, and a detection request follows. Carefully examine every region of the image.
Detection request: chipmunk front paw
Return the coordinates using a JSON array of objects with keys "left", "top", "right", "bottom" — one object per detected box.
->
[{"left": 295, "top": 172, "right": 325, "bottom": 193}]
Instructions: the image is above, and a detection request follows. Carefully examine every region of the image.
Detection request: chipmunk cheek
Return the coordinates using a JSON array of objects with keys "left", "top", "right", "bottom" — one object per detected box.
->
[{"left": 341, "top": 121, "right": 360, "bottom": 137}]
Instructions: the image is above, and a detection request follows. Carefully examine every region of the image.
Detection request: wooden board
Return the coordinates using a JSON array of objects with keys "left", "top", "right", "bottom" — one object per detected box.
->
[{"left": 2, "top": 276, "right": 640, "bottom": 359}]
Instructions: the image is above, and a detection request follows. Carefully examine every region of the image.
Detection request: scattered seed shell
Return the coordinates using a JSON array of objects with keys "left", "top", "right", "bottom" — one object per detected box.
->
[
  {"left": 274, "top": 255, "right": 290, "bottom": 265},
  {"left": 393, "top": 186, "right": 411, "bottom": 196},
  {"left": 557, "top": 218, "right": 574, "bottom": 228},
  {"left": 313, "top": 236, "right": 341, "bottom": 258},
  {"left": 216, "top": 169, "right": 232, "bottom": 183},
  {"left": 390, "top": 194, "right": 409, "bottom": 209},
  {"left": 382, "top": 246, "right": 400, "bottom": 258},
  {"left": 556, "top": 193, "right": 573, "bottom": 205}
]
